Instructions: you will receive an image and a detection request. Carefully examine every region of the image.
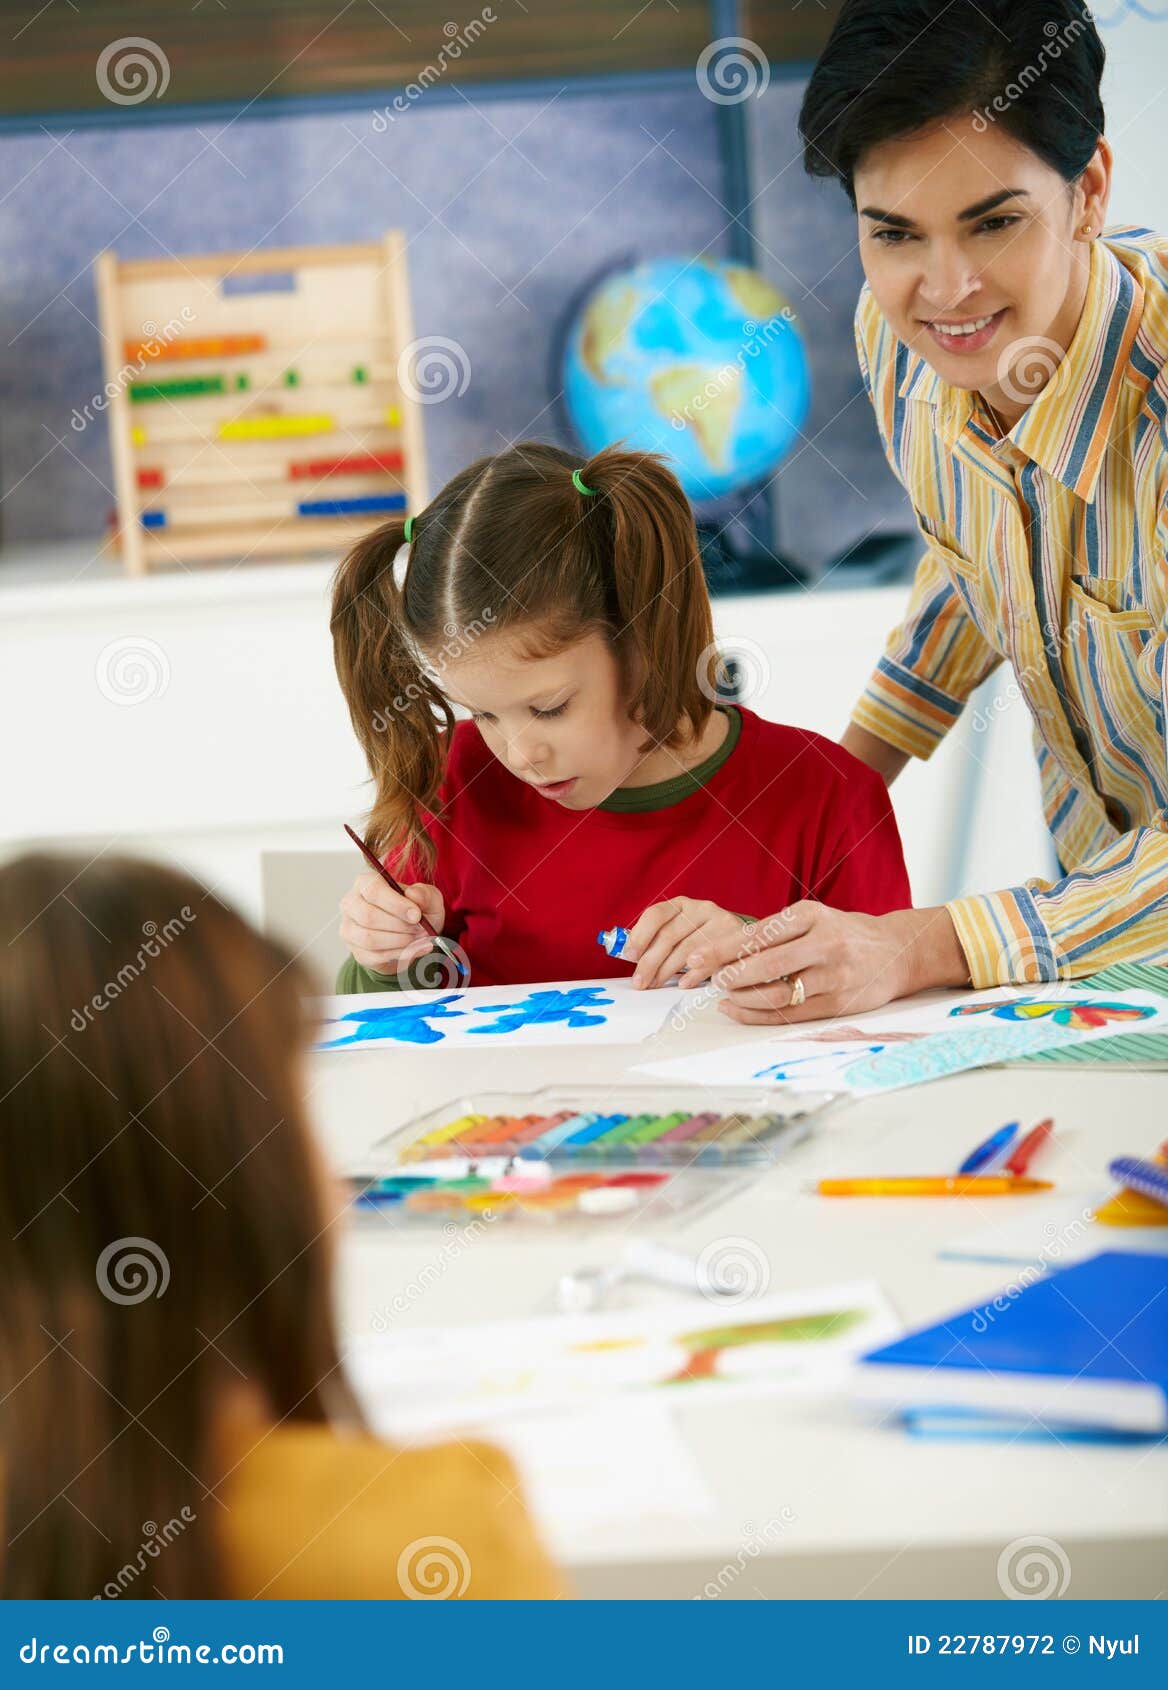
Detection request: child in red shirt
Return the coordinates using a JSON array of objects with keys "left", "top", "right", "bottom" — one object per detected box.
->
[{"left": 331, "top": 442, "right": 910, "bottom": 1002}]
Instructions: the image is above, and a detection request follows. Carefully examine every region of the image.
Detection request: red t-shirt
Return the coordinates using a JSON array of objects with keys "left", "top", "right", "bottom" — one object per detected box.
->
[{"left": 391, "top": 706, "right": 911, "bottom": 987}]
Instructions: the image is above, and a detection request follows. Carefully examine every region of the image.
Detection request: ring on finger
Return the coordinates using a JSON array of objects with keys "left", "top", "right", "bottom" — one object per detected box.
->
[{"left": 782, "top": 972, "right": 806, "bottom": 1008}]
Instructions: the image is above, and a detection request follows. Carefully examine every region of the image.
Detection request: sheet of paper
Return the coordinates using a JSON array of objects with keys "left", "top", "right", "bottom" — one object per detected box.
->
[
  {"left": 637, "top": 985, "right": 1168, "bottom": 1096},
  {"left": 314, "top": 976, "right": 687, "bottom": 1051},
  {"left": 344, "top": 1280, "right": 899, "bottom": 1436},
  {"left": 940, "top": 1193, "right": 1168, "bottom": 1269},
  {"left": 431, "top": 1403, "right": 716, "bottom": 1550}
]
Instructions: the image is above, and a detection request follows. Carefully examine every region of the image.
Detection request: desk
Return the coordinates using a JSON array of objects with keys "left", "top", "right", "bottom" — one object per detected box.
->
[{"left": 308, "top": 997, "right": 1168, "bottom": 1600}]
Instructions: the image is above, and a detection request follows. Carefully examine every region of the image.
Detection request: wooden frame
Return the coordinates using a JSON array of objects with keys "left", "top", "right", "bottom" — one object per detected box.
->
[{"left": 94, "top": 236, "right": 429, "bottom": 574}]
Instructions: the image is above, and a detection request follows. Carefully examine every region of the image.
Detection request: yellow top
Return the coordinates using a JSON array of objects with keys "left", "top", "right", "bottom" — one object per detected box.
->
[
  {"left": 219, "top": 1422, "right": 563, "bottom": 1600},
  {"left": 851, "top": 229, "right": 1168, "bottom": 987}
]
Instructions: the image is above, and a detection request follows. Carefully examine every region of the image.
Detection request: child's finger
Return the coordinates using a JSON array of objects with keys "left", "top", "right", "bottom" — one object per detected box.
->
[
  {"left": 621, "top": 901, "right": 674, "bottom": 964},
  {"left": 631, "top": 908, "right": 700, "bottom": 988},
  {"left": 352, "top": 873, "right": 431, "bottom": 928},
  {"left": 401, "top": 881, "right": 446, "bottom": 932}
]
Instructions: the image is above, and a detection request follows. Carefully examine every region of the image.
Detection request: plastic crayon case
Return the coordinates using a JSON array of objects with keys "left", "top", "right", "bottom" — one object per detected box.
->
[
  {"left": 377, "top": 1084, "right": 837, "bottom": 1169},
  {"left": 345, "top": 1084, "right": 837, "bottom": 1230}
]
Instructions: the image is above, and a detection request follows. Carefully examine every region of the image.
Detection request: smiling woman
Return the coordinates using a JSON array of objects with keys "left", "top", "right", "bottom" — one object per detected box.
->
[{"left": 692, "top": 0, "right": 1168, "bottom": 1025}]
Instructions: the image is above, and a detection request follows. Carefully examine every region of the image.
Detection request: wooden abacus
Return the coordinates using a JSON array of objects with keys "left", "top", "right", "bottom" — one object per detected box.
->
[{"left": 94, "top": 236, "right": 429, "bottom": 574}]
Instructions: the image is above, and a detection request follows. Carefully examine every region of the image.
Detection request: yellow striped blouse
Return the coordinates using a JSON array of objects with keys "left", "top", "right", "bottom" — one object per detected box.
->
[{"left": 851, "top": 229, "right": 1168, "bottom": 987}]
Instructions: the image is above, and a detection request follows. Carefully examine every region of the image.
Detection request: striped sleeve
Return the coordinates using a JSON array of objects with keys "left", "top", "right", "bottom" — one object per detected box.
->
[
  {"left": 947, "top": 826, "right": 1168, "bottom": 987},
  {"left": 851, "top": 547, "right": 1002, "bottom": 759}
]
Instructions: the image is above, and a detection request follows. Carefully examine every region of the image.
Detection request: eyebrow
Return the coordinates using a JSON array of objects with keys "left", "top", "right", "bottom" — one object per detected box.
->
[{"left": 859, "top": 188, "right": 1030, "bottom": 229}]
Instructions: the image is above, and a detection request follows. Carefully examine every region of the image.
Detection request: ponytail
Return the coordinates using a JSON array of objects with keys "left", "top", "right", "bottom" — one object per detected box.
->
[
  {"left": 572, "top": 446, "right": 715, "bottom": 749},
  {"left": 329, "top": 518, "right": 454, "bottom": 868}
]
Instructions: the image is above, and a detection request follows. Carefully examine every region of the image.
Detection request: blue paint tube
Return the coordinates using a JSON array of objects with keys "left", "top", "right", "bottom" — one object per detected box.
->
[{"left": 597, "top": 926, "right": 629, "bottom": 959}]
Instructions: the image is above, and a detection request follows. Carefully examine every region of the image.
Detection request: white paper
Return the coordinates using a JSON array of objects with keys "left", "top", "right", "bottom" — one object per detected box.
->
[
  {"left": 460, "top": 1404, "right": 715, "bottom": 1548},
  {"left": 314, "top": 976, "right": 687, "bottom": 1052},
  {"left": 344, "top": 1280, "right": 899, "bottom": 1435},
  {"left": 940, "top": 1193, "right": 1168, "bottom": 1268},
  {"left": 636, "top": 984, "right": 1168, "bottom": 1096}
]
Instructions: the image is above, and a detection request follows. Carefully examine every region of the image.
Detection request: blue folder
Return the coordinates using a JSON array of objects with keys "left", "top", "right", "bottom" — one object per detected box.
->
[{"left": 860, "top": 1251, "right": 1168, "bottom": 1434}]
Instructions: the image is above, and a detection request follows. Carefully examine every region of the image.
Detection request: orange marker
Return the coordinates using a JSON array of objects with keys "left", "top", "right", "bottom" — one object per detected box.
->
[{"left": 816, "top": 1176, "right": 1054, "bottom": 1198}]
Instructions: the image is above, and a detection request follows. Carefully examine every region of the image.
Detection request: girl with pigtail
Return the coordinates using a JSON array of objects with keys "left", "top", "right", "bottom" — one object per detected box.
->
[{"left": 330, "top": 441, "right": 910, "bottom": 1008}]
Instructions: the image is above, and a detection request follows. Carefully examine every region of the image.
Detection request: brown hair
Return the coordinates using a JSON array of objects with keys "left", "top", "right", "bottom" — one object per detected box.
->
[
  {"left": 0, "top": 853, "right": 355, "bottom": 1599},
  {"left": 330, "top": 441, "right": 716, "bottom": 866}
]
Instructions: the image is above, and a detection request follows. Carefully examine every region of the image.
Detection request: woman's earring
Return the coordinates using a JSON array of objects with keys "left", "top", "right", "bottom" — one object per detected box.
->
[{"left": 1081, "top": 222, "right": 1094, "bottom": 238}]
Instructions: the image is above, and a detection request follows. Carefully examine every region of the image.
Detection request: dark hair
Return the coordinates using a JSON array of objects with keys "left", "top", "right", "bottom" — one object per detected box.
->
[
  {"left": 800, "top": 0, "right": 1105, "bottom": 203},
  {"left": 330, "top": 441, "right": 716, "bottom": 866},
  {"left": 0, "top": 853, "right": 357, "bottom": 1598}
]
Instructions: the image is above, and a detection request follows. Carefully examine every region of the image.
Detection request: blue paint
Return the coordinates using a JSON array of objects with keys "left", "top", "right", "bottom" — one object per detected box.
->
[
  {"left": 469, "top": 985, "right": 616, "bottom": 1035},
  {"left": 597, "top": 926, "right": 629, "bottom": 959},
  {"left": 317, "top": 994, "right": 466, "bottom": 1049},
  {"left": 754, "top": 1044, "right": 887, "bottom": 1082}
]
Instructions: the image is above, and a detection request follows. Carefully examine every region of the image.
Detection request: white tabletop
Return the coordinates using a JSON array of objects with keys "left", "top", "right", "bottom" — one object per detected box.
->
[{"left": 307, "top": 997, "right": 1168, "bottom": 1599}]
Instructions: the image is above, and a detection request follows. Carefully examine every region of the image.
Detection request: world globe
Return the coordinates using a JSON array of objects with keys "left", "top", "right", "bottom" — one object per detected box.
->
[{"left": 562, "top": 254, "right": 811, "bottom": 503}]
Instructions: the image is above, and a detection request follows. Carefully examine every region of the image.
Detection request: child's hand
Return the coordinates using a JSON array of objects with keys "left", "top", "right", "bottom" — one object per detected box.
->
[
  {"left": 339, "top": 874, "right": 446, "bottom": 975},
  {"left": 623, "top": 898, "right": 751, "bottom": 989}
]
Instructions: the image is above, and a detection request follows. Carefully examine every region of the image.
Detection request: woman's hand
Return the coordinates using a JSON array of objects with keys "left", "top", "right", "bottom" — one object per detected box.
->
[
  {"left": 684, "top": 902, "right": 970, "bottom": 1023},
  {"left": 623, "top": 898, "right": 751, "bottom": 989},
  {"left": 338, "top": 874, "right": 446, "bottom": 975}
]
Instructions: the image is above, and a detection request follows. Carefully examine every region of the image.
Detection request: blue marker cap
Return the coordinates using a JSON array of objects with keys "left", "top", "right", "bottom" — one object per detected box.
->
[{"left": 597, "top": 926, "right": 628, "bottom": 959}]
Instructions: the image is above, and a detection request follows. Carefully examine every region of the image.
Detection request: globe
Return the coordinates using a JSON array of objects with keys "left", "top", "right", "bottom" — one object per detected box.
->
[{"left": 562, "top": 254, "right": 811, "bottom": 503}]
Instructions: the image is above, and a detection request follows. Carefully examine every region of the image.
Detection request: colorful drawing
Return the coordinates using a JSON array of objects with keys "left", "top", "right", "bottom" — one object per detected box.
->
[
  {"left": 950, "top": 997, "right": 1157, "bottom": 1031},
  {"left": 660, "top": 1308, "right": 869, "bottom": 1385},
  {"left": 470, "top": 986, "right": 615, "bottom": 1035},
  {"left": 315, "top": 978, "right": 687, "bottom": 1051},
  {"left": 318, "top": 994, "right": 465, "bottom": 1049},
  {"left": 754, "top": 1044, "right": 888, "bottom": 1082}
]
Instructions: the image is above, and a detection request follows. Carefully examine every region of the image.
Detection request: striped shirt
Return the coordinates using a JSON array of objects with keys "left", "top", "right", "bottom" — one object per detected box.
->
[{"left": 852, "top": 228, "right": 1168, "bottom": 987}]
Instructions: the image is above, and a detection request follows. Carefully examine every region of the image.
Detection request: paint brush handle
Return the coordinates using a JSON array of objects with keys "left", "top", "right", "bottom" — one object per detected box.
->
[{"left": 344, "top": 822, "right": 441, "bottom": 941}]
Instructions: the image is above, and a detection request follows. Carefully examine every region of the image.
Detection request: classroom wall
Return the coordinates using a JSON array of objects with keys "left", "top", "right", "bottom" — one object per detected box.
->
[{"left": 0, "top": 74, "right": 905, "bottom": 571}]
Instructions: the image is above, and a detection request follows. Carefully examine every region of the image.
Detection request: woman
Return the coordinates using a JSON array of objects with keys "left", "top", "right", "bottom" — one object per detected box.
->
[
  {"left": 695, "top": 0, "right": 1168, "bottom": 1023},
  {"left": 0, "top": 853, "right": 560, "bottom": 1599}
]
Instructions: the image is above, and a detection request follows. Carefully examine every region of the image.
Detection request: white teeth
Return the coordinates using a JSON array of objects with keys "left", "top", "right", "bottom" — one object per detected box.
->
[{"left": 933, "top": 313, "right": 995, "bottom": 336}]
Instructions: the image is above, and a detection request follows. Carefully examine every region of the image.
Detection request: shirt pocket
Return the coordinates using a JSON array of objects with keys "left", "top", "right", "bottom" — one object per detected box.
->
[
  {"left": 1062, "top": 580, "right": 1161, "bottom": 726},
  {"left": 1069, "top": 573, "right": 1150, "bottom": 621},
  {"left": 916, "top": 512, "right": 980, "bottom": 582}
]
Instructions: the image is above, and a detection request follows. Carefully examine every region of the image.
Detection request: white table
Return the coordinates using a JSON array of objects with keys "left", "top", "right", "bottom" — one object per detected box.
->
[{"left": 308, "top": 998, "right": 1168, "bottom": 1600}]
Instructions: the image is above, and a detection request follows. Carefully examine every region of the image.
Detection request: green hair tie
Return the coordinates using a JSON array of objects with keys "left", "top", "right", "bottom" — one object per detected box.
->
[
  {"left": 572, "top": 468, "right": 597, "bottom": 497},
  {"left": 403, "top": 514, "right": 414, "bottom": 542}
]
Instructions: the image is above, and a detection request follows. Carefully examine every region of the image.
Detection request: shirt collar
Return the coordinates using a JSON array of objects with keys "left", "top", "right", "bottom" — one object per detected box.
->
[{"left": 896, "top": 238, "right": 1144, "bottom": 502}]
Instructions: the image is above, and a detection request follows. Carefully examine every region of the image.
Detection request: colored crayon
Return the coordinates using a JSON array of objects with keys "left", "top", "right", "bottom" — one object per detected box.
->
[
  {"left": 518, "top": 1112, "right": 601, "bottom": 1159},
  {"left": 558, "top": 1113, "right": 631, "bottom": 1154},
  {"left": 643, "top": 1111, "right": 720, "bottom": 1155},
  {"left": 607, "top": 1110, "right": 690, "bottom": 1149}
]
